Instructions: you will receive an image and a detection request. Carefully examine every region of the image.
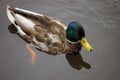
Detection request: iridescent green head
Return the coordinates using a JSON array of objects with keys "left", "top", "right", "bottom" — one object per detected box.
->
[{"left": 66, "top": 22, "right": 93, "bottom": 52}]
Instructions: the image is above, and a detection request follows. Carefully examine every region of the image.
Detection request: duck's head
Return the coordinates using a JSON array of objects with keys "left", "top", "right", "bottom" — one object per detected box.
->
[{"left": 66, "top": 22, "right": 93, "bottom": 52}]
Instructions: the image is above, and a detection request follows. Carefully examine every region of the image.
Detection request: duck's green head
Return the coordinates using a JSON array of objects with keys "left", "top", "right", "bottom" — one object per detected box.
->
[{"left": 66, "top": 22, "right": 93, "bottom": 52}]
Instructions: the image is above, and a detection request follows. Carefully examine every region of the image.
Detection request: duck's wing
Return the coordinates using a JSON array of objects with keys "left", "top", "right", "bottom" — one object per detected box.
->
[
  {"left": 7, "top": 5, "right": 67, "bottom": 34},
  {"left": 7, "top": 5, "right": 67, "bottom": 54}
]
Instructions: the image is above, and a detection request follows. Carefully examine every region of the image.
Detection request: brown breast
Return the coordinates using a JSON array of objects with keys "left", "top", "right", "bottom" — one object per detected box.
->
[{"left": 65, "top": 41, "right": 82, "bottom": 54}]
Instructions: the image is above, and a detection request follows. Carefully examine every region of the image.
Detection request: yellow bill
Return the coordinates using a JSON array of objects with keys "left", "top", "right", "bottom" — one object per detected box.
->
[{"left": 80, "top": 37, "right": 93, "bottom": 52}]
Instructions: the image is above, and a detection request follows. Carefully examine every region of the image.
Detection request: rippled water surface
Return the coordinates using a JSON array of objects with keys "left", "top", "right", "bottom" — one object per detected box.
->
[{"left": 0, "top": 0, "right": 120, "bottom": 80}]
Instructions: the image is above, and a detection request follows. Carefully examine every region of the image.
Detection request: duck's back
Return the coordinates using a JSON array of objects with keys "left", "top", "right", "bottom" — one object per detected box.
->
[
  {"left": 7, "top": 6, "right": 67, "bottom": 55},
  {"left": 33, "top": 16, "right": 67, "bottom": 54},
  {"left": 34, "top": 21, "right": 67, "bottom": 54}
]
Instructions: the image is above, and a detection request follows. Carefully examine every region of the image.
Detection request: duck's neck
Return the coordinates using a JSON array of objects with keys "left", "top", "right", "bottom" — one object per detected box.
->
[
  {"left": 64, "top": 39, "right": 82, "bottom": 53},
  {"left": 66, "top": 39, "right": 79, "bottom": 44}
]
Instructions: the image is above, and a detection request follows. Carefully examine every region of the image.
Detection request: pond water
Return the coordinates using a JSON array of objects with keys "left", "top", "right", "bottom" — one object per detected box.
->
[{"left": 0, "top": 0, "right": 120, "bottom": 80}]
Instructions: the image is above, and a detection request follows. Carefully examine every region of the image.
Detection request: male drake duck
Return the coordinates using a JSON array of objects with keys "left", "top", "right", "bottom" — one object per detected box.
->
[{"left": 6, "top": 5, "right": 93, "bottom": 55}]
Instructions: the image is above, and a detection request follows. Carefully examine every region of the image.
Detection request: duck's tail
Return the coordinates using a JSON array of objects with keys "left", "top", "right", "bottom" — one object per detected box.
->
[
  {"left": 6, "top": 5, "right": 45, "bottom": 27},
  {"left": 6, "top": 5, "right": 15, "bottom": 24},
  {"left": 6, "top": 5, "right": 40, "bottom": 36},
  {"left": 6, "top": 5, "right": 27, "bottom": 36}
]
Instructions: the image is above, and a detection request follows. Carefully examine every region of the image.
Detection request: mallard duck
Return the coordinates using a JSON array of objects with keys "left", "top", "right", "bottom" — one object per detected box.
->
[{"left": 6, "top": 5, "right": 93, "bottom": 55}]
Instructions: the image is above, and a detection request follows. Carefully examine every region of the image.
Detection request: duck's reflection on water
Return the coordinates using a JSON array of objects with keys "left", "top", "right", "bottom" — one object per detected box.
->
[
  {"left": 8, "top": 24, "right": 17, "bottom": 34},
  {"left": 66, "top": 53, "right": 91, "bottom": 70},
  {"left": 8, "top": 24, "right": 91, "bottom": 70},
  {"left": 8, "top": 24, "right": 31, "bottom": 43}
]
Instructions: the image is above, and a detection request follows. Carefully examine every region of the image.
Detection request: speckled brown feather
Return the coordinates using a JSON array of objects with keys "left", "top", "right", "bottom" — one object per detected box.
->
[{"left": 7, "top": 6, "right": 82, "bottom": 55}]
